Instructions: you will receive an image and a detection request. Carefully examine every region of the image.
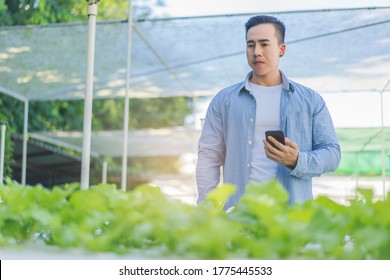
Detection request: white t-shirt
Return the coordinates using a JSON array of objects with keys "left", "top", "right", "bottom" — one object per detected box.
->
[{"left": 249, "top": 82, "right": 282, "bottom": 184}]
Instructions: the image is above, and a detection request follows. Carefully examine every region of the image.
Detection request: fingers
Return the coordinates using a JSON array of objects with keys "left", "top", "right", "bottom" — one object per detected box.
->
[
  {"left": 263, "top": 136, "right": 299, "bottom": 168},
  {"left": 265, "top": 136, "right": 285, "bottom": 152},
  {"left": 285, "top": 137, "right": 298, "bottom": 150},
  {"left": 263, "top": 137, "right": 283, "bottom": 160}
]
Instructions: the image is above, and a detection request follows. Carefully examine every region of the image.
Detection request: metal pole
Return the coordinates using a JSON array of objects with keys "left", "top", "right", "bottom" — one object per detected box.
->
[
  {"left": 191, "top": 96, "right": 199, "bottom": 206},
  {"left": 102, "top": 159, "right": 108, "bottom": 184},
  {"left": 81, "top": 0, "right": 99, "bottom": 190},
  {"left": 379, "top": 78, "right": 390, "bottom": 199},
  {"left": 0, "top": 121, "right": 7, "bottom": 184},
  {"left": 380, "top": 90, "right": 386, "bottom": 199},
  {"left": 22, "top": 100, "right": 29, "bottom": 185},
  {"left": 121, "top": 0, "right": 134, "bottom": 192}
]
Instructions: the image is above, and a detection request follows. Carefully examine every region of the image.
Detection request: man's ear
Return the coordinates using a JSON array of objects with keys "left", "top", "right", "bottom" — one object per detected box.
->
[{"left": 279, "top": 44, "right": 286, "bottom": 57}]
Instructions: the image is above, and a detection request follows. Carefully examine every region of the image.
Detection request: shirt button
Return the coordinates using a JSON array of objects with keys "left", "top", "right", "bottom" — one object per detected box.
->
[
  {"left": 250, "top": 118, "right": 254, "bottom": 122},
  {"left": 247, "top": 163, "right": 251, "bottom": 168},
  {"left": 248, "top": 140, "right": 252, "bottom": 145}
]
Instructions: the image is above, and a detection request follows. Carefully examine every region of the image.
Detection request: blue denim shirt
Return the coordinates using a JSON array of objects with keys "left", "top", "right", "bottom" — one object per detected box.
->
[{"left": 196, "top": 71, "right": 341, "bottom": 210}]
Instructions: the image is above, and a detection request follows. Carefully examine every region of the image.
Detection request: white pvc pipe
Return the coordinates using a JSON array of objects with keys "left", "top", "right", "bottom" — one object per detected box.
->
[
  {"left": 191, "top": 97, "right": 199, "bottom": 206},
  {"left": 102, "top": 159, "right": 108, "bottom": 184},
  {"left": 0, "top": 123, "right": 6, "bottom": 184},
  {"left": 0, "top": 86, "right": 27, "bottom": 102},
  {"left": 81, "top": 2, "right": 98, "bottom": 190},
  {"left": 22, "top": 100, "right": 29, "bottom": 185},
  {"left": 121, "top": 0, "right": 134, "bottom": 192},
  {"left": 380, "top": 91, "right": 386, "bottom": 199},
  {"left": 379, "top": 78, "right": 390, "bottom": 199}
]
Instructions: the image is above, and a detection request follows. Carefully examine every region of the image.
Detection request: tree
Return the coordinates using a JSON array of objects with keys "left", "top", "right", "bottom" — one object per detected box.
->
[
  {"left": 0, "top": 96, "right": 21, "bottom": 178},
  {"left": 0, "top": 0, "right": 166, "bottom": 26}
]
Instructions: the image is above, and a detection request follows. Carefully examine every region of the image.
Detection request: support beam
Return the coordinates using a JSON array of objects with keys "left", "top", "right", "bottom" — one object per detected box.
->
[
  {"left": 121, "top": 0, "right": 134, "bottom": 192},
  {"left": 102, "top": 159, "right": 108, "bottom": 184},
  {"left": 0, "top": 86, "right": 27, "bottom": 102},
  {"left": 81, "top": 0, "right": 99, "bottom": 190},
  {"left": 29, "top": 132, "right": 100, "bottom": 158},
  {"left": 0, "top": 121, "right": 6, "bottom": 184},
  {"left": 22, "top": 100, "right": 29, "bottom": 185},
  {"left": 379, "top": 77, "right": 390, "bottom": 199}
]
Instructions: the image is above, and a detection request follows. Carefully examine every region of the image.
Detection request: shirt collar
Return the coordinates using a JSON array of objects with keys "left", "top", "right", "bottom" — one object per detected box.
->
[{"left": 241, "top": 70, "right": 294, "bottom": 94}]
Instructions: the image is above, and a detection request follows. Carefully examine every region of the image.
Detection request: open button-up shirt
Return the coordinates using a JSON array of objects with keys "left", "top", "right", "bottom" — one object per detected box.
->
[{"left": 196, "top": 71, "right": 341, "bottom": 210}]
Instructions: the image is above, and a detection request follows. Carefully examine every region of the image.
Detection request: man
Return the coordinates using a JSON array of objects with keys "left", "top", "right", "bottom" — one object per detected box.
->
[{"left": 196, "top": 15, "right": 341, "bottom": 210}]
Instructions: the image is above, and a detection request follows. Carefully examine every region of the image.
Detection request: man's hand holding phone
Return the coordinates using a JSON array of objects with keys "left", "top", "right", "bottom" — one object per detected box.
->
[{"left": 264, "top": 130, "right": 299, "bottom": 169}]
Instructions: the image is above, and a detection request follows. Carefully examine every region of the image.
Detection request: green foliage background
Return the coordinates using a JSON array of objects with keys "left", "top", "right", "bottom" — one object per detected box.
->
[{"left": 0, "top": 0, "right": 162, "bottom": 26}]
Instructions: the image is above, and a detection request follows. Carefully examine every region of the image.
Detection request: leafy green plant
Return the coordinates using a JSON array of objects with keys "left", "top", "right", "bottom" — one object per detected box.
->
[{"left": 0, "top": 179, "right": 389, "bottom": 259}]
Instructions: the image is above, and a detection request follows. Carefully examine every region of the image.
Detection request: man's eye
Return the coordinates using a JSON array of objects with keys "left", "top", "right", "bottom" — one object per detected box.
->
[
  {"left": 261, "top": 43, "right": 268, "bottom": 47},
  {"left": 247, "top": 44, "right": 254, "bottom": 48}
]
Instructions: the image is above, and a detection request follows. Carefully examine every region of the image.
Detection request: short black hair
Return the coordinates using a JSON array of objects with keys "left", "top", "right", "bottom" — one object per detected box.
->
[{"left": 245, "top": 15, "right": 286, "bottom": 44}]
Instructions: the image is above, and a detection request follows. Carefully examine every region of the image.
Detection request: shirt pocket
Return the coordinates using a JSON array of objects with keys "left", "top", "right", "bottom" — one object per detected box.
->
[{"left": 287, "top": 111, "right": 312, "bottom": 151}]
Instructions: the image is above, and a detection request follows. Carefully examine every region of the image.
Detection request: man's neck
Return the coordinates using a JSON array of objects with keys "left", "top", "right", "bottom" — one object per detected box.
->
[{"left": 250, "top": 71, "right": 282, "bottom": 87}]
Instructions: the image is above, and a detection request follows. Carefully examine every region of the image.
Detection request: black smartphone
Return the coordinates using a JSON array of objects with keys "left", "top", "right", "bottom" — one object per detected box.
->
[{"left": 265, "top": 130, "right": 285, "bottom": 149}]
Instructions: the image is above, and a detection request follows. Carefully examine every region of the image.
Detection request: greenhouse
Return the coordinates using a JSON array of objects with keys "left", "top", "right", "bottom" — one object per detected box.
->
[
  {"left": 1, "top": 6, "right": 389, "bottom": 197},
  {"left": 1, "top": 2, "right": 390, "bottom": 261}
]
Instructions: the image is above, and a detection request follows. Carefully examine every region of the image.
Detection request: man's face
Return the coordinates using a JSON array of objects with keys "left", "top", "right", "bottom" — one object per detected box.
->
[{"left": 246, "top": 23, "right": 286, "bottom": 82}]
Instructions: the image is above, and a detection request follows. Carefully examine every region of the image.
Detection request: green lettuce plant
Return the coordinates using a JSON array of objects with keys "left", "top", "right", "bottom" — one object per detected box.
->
[{"left": 0, "top": 179, "right": 389, "bottom": 259}]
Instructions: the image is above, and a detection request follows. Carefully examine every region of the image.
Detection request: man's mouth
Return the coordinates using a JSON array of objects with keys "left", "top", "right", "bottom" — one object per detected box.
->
[{"left": 254, "top": 60, "right": 265, "bottom": 65}]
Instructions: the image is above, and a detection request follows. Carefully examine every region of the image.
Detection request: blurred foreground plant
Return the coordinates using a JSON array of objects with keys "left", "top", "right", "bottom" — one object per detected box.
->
[{"left": 0, "top": 179, "right": 389, "bottom": 259}]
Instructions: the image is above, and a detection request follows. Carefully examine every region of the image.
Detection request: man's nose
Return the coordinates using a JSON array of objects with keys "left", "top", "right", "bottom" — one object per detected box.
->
[{"left": 253, "top": 44, "right": 262, "bottom": 56}]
